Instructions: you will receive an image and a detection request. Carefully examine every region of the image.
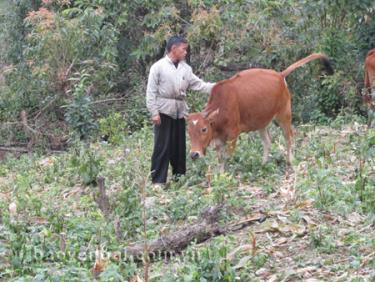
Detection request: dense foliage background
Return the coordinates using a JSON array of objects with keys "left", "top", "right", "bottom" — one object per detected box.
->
[
  {"left": 0, "top": 1, "right": 375, "bottom": 281},
  {"left": 0, "top": 0, "right": 375, "bottom": 148}
]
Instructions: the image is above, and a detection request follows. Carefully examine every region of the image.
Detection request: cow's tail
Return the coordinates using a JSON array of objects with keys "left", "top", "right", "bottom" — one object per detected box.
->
[{"left": 281, "top": 53, "right": 334, "bottom": 77}]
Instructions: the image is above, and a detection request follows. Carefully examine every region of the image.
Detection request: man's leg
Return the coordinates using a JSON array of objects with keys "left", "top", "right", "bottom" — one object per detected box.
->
[
  {"left": 151, "top": 114, "right": 172, "bottom": 184},
  {"left": 170, "top": 117, "right": 186, "bottom": 178}
]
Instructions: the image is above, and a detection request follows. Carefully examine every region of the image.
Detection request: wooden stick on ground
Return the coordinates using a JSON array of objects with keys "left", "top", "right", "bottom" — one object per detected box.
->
[{"left": 122, "top": 206, "right": 267, "bottom": 261}]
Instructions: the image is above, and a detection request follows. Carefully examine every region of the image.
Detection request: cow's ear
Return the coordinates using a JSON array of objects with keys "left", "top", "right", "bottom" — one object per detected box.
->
[{"left": 207, "top": 108, "right": 219, "bottom": 124}]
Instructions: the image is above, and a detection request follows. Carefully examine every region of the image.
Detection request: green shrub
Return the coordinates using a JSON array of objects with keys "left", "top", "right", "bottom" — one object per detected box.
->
[
  {"left": 310, "top": 225, "right": 337, "bottom": 254},
  {"left": 68, "top": 144, "right": 103, "bottom": 186},
  {"left": 211, "top": 173, "right": 237, "bottom": 205},
  {"left": 98, "top": 112, "right": 127, "bottom": 145},
  {"left": 64, "top": 71, "right": 98, "bottom": 141}
]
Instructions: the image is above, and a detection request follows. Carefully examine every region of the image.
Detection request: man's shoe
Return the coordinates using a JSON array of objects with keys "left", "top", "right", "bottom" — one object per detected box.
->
[{"left": 152, "top": 183, "right": 165, "bottom": 190}]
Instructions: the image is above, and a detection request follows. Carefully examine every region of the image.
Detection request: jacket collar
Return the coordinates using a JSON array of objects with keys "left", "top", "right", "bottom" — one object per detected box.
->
[
  {"left": 165, "top": 55, "right": 185, "bottom": 66},
  {"left": 165, "top": 54, "right": 174, "bottom": 64}
]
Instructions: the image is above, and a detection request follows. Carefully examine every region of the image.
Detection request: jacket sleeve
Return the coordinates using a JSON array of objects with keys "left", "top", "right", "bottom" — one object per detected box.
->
[
  {"left": 146, "top": 64, "right": 160, "bottom": 117},
  {"left": 188, "top": 69, "right": 215, "bottom": 94}
]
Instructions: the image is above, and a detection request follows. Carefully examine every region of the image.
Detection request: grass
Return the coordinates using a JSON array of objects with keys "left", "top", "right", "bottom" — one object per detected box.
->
[
  {"left": 0, "top": 0, "right": 9, "bottom": 16},
  {"left": 0, "top": 113, "right": 374, "bottom": 281}
]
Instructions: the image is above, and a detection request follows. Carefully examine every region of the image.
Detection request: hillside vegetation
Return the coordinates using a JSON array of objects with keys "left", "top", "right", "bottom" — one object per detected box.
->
[
  {"left": 0, "top": 115, "right": 374, "bottom": 281},
  {"left": 0, "top": 0, "right": 374, "bottom": 144},
  {"left": 0, "top": 0, "right": 374, "bottom": 281}
]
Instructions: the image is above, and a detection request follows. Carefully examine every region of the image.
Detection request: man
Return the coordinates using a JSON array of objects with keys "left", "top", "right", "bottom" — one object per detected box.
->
[{"left": 146, "top": 36, "right": 215, "bottom": 186}]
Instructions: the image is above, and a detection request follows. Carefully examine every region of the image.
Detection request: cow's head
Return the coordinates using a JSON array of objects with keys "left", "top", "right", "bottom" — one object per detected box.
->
[{"left": 187, "top": 109, "right": 219, "bottom": 160}]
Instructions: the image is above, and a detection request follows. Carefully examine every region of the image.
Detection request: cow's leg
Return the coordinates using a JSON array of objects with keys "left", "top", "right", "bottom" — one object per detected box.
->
[
  {"left": 217, "top": 138, "right": 238, "bottom": 172},
  {"left": 213, "top": 138, "right": 237, "bottom": 172},
  {"left": 226, "top": 138, "right": 237, "bottom": 156},
  {"left": 276, "top": 109, "right": 293, "bottom": 165},
  {"left": 258, "top": 128, "right": 271, "bottom": 164},
  {"left": 213, "top": 139, "right": 226, "bottom": 172}
]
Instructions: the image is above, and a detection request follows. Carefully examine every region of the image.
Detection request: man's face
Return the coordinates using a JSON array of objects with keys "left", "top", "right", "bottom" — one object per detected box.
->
[{"left": 171, "top": 43, "right": 188, "bottom": 61}]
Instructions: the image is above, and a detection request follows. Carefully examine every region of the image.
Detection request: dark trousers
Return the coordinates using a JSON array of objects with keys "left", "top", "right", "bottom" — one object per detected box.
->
[{"left": 151, "top": 114, "right": 186, "bottom": 184}]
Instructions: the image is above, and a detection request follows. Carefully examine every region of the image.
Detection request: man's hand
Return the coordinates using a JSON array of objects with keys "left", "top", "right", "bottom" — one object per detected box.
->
[{"left": 152, "top": 114, "right": 161, "bottom": 125}]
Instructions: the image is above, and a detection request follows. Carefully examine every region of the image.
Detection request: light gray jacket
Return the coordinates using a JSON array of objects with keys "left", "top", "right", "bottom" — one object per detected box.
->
[{"left": 146, "top": 55, "right": 215, "bottom": 119}]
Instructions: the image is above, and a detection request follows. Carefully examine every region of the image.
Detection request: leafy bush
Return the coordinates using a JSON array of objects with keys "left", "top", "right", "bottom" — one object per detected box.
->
[
  {"left": 98, "top": 112, "right": 127, "bottom": 145},
  {"left": 69, "top": 144, "right": 103, "bottom": 186},
  {"left": 64, "top": 71, "right": 98, "bottom": 141},
  {"left": 353, "top": 129, "right": 375, "bottom": 213},
  {"left": 122, "top": 88, "right": 150, "bottom": 133},
  {"left": 112, "top": 185, "right": 143, "bottom": 239},
  {"left": 0, "top": 2, "right": 119, "bottom": 146}
]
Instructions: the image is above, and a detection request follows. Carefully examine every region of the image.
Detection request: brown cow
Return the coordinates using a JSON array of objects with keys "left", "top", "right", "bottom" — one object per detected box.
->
[
  {"left": 364, "top": 48, "right": 375, "bottom": 127},
  {"left": 188, "top": 53, "right": 333, "bottom": 168}
]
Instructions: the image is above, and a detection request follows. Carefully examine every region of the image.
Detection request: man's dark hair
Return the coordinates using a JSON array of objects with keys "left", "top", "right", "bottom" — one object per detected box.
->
[{"left": 166, "top": 36, "right": 188, "bottom": 53}]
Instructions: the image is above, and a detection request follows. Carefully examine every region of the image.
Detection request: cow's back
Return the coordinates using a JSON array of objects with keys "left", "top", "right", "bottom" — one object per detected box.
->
[{"left": 209, "top": 69, "right": 289, "bottom": 132}]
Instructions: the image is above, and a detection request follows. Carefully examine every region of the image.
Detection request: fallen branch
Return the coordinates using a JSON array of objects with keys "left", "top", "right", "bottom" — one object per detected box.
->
[
  {"left": 88, "top": 97, "right": 126, "bottom": 106},
  {"left": 122, "top": 206, "right": 267, "bottom": 261},
  {"left": 0, "top": 146, "right": 29, "bottom": 153},
  {"left": 0, "top": 121, "right": 22, "bottom": 127},
  {"left": 227, "top": 213, "right": 267, "bottom": 232}
]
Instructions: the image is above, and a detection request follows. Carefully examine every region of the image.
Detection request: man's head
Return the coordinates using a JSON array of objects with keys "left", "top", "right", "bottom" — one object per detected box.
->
[{"left": 166, "top": 36, "right": 188, "bottom": 62}]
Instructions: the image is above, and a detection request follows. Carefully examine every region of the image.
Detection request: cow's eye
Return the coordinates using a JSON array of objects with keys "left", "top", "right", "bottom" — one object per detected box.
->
[{"left": 201, "top": 127, "right": 208, "bottom": 133}]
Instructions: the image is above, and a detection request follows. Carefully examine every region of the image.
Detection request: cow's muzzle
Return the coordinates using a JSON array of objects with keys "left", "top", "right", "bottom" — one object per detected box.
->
[{"left": 190, "top": 151, "right": 201, "bottom": 160}]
